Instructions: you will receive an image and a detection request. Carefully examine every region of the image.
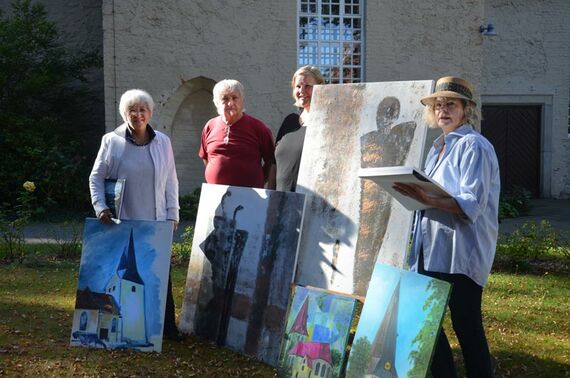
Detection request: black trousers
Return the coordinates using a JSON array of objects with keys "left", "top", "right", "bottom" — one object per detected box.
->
[
  {"left": 419, "top": 254, "right": 494, "bottom": 378},
  {"left": 163, "top": 271, "right": 177, "bottom": 336}
]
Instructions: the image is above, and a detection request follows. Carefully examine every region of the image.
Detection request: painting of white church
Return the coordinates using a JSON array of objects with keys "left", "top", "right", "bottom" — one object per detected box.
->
[{"left": 70, "top": 218, "right": 173, "bottom": 352}]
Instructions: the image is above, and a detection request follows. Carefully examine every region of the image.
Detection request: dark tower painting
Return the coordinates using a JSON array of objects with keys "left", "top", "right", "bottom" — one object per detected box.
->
[{"left": 368, "top": 278, "right": 401, "bottom": 378}]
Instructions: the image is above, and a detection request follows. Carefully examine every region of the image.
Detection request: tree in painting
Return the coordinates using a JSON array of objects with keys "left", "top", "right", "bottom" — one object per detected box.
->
[
  {"left": 406, "top": 279, "right": 450, "bottom": 377},
  {"left": 345, "top": 336, "right": 372, "bottom": 378}
]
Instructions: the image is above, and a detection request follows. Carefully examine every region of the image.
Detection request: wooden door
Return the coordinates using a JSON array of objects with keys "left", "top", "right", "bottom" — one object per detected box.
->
[{"left": 481, "top": 105, "right": 541, "bottom": 197}]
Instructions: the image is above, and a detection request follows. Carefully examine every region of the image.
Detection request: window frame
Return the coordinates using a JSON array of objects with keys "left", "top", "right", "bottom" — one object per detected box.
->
[{"left": 297, "top": 0, "right": 365, "bottom": 84}]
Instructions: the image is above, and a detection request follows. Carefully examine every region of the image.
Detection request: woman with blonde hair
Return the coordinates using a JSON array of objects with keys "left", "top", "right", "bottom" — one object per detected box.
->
[
  {"left": 394, "top": 76, "right": 499, "bottom": 377},
  {"left": 268, "top": 65, "right": 325, "bottom": 191}
]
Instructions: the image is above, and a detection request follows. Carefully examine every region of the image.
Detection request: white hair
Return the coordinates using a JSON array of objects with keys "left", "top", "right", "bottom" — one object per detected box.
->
[
  {"left": 118, "top": 89, "right": 154, "bottom": 122},
  {"left": 212, "top": 79, "right": 245, "bottom": 109}
]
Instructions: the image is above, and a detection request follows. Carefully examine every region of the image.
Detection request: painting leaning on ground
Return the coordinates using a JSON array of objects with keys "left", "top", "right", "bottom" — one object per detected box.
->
[
  {"left": 69, "top": 219, "right": 173, "bottom": 353},
  {"left": 179, "top": 183, "right": 306, "bottom": 366},
  {"left": 345, "top": 264, "right": 451, "bottom": 378}
]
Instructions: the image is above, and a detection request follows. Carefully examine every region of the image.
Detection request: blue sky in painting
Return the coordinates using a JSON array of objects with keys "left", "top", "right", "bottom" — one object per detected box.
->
[
  {"left": 352, "top": 263, "right": 450, "bottom": 375},
  {"left": 76, "top": 218, "right": 173, "bottom": 335}
]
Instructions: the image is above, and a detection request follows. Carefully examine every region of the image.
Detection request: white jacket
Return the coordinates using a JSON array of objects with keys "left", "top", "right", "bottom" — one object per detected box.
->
[{"left": 89, "top": 123, "right": 180, "bottom": 221}]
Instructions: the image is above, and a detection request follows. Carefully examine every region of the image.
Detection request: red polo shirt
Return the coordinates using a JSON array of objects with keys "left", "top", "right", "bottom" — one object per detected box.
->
[{"left": 199, "top": 113, "right": 275, "bottom": 188}]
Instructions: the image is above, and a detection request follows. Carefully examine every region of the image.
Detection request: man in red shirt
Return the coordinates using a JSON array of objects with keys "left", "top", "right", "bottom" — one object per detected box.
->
[{"left": 199, "top": 79, "right": 275, "bottom": 188}]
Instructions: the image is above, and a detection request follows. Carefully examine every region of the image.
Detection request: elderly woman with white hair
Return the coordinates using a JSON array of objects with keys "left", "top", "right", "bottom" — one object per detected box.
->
[
  {"left": 89, "top": 88, "right": 181, "bottom": 340},
  {"left": 199, "top": 79, "right": 275, "bottom": 188}
]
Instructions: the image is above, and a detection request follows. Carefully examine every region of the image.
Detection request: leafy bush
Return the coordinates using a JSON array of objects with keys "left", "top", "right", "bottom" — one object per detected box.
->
[
  {"left": 495, "top": 220, "right": 569, "bottom": 272},
  {"left": 0, "top": 181, "right": 37, "bottom": 263},
  {"left": 179, "top": 188, "right": 201, "bottom": 223},
  {"left": 0, "top": 0, "right": 100, "bottom": 216},
  {"left": 46, "top": 221, "right": 83, "bottom": 260},
  {"left": 498, "top": 186, "right": 532, "bottom": 220},
  {"left": 171, "top": 225, "right": 194, "bottom": 266}
]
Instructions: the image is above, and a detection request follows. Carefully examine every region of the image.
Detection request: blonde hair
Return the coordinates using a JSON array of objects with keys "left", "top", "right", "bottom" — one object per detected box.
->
[
  {"left": 423, "top": 98, "right": 481, "bottom": 129},
  {"left": 291, "top": 65, "right": 325, "bottom": 106},
  {"left": 119, "top": 89, "right": 154, "bottom": 123}
]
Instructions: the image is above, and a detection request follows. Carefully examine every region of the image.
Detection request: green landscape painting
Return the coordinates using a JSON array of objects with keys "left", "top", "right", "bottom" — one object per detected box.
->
[{"left": 346, "top": 264, "right": 451, "bottom": 378}]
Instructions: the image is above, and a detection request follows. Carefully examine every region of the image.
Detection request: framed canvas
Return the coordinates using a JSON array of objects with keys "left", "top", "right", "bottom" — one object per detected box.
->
[
  {"left": 179, "top": 183, "right": 306, "bottom": 366},
  {"left": 69, "top": 218, "right": 173, "bottom": 352},
  {"left": 104, "top": 178, "right": 125, "bottom": 219},
  {"left": 278, "top": 285, "right": 358, "bottom": 378},
  {"left": 345, "top": 264, "right": 451, "bottom": 378},
  {"left": 358, "top": 166, "right": 452, "bottom": 211},
  {"left": 294, "top": 80, "right": 434, "bottom": 296}
]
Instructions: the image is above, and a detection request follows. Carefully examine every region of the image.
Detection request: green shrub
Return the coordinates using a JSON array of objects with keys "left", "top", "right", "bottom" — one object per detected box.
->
[
  {"left": 498, "top": 185, "right": 532, "bottom": 220},
  {"left": 171, "top": 225, "right": 194, "bottom": 266},
  {"left": 0, "top": 181, "right": 37, "bottom": 263},
  {"left": 179, "top": 188, "right": 201, "bottom": 223},
  {"left": 46, "top": 221, "right": 83, "bottom": 260},
  {"left": 495, "top": 220, "right": 568, "bottom": 271}
]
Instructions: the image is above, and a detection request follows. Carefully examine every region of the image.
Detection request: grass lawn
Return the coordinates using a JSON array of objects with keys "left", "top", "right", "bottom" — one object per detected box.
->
[
  {"left": 0, "top": 259, "right": 276, "bottom": 377},
  {"left": 446, "top": 270, "right": 570, "bottom": 377},
  {"left": 0, "top": 251, "right": 569, "bottom": 377}
]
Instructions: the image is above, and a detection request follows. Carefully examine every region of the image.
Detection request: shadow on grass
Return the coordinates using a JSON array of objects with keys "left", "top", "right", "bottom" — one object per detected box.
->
[
  {"left": 0, "top": 264, "right": 276, "bottom": 377},
  {"left": 491, "top": 350, "right": 570, "bottom": 378}
]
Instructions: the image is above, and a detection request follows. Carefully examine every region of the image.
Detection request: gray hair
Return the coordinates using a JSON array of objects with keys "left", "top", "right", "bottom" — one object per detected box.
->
[
  {"left": 212, "top": 79, "right": 245, "bottom": 108},
  {"left": 423, "top": 98, "right": 481, "bottom": 129},
  {"left": 119, "top": 89, "right": 154, "bottom": 123}
]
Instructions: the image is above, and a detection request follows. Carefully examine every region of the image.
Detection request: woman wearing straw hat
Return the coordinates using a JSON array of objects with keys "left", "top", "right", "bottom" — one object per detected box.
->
[{"left": 394, "top": 76, "right": 500, "bottom": 377}]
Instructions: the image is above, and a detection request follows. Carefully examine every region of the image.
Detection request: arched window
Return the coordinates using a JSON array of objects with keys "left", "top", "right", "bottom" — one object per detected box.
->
[
  {"left": 315, "top": 362, "right": 320, "bottom": 375},
  {"left": 298, "top": 0, "right": 364, "bottom": 83},
  {"left": 131, "top": 285, "right": 136, "bottom": 292},
  {"left": 111, "top": 318, "right": 117, "bottom": 332},
  {"left": 79, "top": 311, "right": 88, "bottom": 331}
]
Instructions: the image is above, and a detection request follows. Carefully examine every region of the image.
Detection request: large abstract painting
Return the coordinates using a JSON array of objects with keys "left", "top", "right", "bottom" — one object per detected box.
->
[
  {"left": 295, "top": 80, "right": 434, "bottom": 296},
  {"left": 70, "top": 218, "right": 173, "bottom": 352},
  {"left": 179, "top": 183, "right": 305, "bottom": 366},
  {"left": 278, "top": 285, "right": 358, "bottom": 378},
  {"left": 345, "top": 264, "right": 451, "bottom": 378}
]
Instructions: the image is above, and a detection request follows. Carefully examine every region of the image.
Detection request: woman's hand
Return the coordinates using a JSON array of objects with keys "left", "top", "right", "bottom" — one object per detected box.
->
[
  {"left": 393, "top": 182, "right": 464, "bottom": 215},
  {"left": 97, "top": 209, "right": 114, "bottom": 225},
  {"left": 393, "top": 183, "right": 432, "bottom": 206}
]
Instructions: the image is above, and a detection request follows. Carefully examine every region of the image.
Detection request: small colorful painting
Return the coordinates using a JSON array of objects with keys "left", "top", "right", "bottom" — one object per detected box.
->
[
  {"left": 69, "top": 218, "right": 173, "bottom": 352},
  {"left": 179, "top": 183, "right": 305, "bottom": 366},
  {"left": 345, "top": 264, "right": 451, "bottom": 378},
  {"left": 278, "top": 285, "right": 358, "bottom": 378}
]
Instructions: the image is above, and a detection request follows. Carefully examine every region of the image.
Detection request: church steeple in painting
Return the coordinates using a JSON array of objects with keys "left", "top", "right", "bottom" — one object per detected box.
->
[
  {"left": 369, "top": 278, "right": 401, "bottom": 378},
  {"left": 117, "top": 229, "right": 144, "bottom": 284}
]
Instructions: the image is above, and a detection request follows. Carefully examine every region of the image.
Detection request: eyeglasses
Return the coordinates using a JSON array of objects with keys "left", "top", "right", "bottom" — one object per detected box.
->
[
  {"left": 224, "top": 125, "right": 231, "bottom": 145},
  {"left": 434, "top": 100, "right": 460, "bottom": 111}
]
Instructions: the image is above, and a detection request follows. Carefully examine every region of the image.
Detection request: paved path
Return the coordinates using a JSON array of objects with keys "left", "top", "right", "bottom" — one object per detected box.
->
[
  {"left": 22, "top": 199, "right": 570, "bottom": 243},
  {"left": 23, "top": 219, "right": 194, "bottom": 243},
  {"left": 499, "top": 199, "right": 570, "bottom": 240}
]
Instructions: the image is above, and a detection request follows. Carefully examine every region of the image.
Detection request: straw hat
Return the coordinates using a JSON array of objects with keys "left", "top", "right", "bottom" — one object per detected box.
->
[{"left": 420, "top": 76, "right": 476, "bottom": 106}]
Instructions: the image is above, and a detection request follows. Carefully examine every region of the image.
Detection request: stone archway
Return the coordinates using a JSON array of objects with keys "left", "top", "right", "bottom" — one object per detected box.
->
[{"left": 155, "top": 76, "right": 217, "bottom": 194}]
